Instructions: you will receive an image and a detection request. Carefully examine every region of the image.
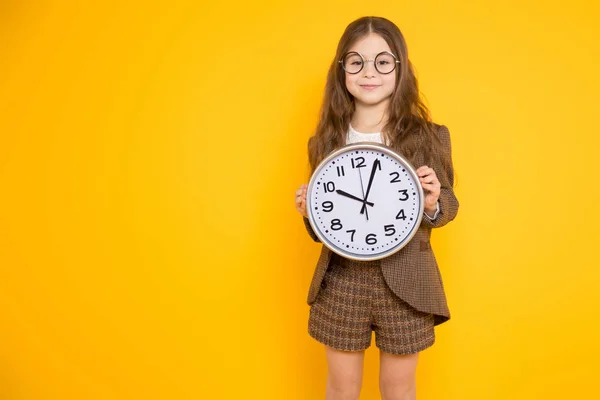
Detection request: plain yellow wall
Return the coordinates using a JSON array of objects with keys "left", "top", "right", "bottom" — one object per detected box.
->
[{"left": 1, "top": 1, "right": 599, "bottom": 399}]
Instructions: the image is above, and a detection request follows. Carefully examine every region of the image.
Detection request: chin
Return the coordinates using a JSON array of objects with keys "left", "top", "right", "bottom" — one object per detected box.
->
[
  {"left": 349, "top": 90, "right": 393, "bottom": 106},
  {"left": 353, "top": 96, "right": 391, "bottom": 107}
]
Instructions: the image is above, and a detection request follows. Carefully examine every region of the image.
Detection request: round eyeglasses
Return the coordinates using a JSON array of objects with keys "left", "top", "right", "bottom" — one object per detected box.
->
[{"left": 339, "top": 51, "right": 400, "bottom": 75}]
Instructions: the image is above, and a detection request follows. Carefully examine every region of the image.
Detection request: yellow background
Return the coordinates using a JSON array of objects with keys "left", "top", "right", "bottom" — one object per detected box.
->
[{"left": 1, "top": 1, "right": 598, "bottom": 399}]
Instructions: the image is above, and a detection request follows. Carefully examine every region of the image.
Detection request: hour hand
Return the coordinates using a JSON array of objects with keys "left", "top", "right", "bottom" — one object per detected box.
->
[{"left": 336, "top": 190, "right": 374, "bottom": 207}]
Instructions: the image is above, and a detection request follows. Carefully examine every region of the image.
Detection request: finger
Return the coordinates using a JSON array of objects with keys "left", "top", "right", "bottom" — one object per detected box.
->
[
  {"left": 421, "top": 183, "right": 440, "bottom": 193},
  {"left": 417, "top": 167, "right": 431, "bottom": 177},
  {"left": 298, "top": 204, "right": 307, "bottom": 216},
  {"left": 419, "top": 171, "right": 437, "bottom": 181},
  {"left": 419, "top": 166, "right": 434, "bottom": 175},
  {"left": 422, "top": 180, "right": 440, "bottom": 187},
  {"left": 420, "top": 175, "right": 437, "bottom": 184}
]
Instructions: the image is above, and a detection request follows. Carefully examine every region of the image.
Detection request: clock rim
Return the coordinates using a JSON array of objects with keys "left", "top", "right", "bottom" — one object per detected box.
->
[{"left": 306, "top": 141, "right": 425, "bottom": 261}]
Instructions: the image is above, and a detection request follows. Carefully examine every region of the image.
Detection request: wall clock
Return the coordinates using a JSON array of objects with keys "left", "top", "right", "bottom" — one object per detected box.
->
[{"left": 306, "top": 142, "right": 424, "bottom": 261}]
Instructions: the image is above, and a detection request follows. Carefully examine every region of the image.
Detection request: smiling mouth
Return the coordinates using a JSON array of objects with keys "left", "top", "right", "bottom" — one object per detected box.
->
[{"left": 360, "top": 85, "right": 380, "bottom": 90}]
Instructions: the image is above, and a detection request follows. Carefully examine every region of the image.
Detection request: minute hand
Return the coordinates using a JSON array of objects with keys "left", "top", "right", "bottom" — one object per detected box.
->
[{"left": 361, "top": 159, "right": 380, "bottom": 215}]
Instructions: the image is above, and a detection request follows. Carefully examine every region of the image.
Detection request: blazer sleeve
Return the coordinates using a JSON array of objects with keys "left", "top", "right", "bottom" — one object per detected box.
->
[
  {"left": 420, "top": 124, "right": 459, "bottom": 229},
  {"left": 302, "top": 216, "right": 321, "bottom": 242}
]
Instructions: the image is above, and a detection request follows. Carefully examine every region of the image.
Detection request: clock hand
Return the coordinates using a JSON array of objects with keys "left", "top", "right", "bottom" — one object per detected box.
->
[
  {"left": 358, "top": 166, "right": 369, "bottom": 221},
  {"left": 361, "top": 158, "right": 380, "bottom": 215},
  {"left": 335, "top": 190, "right": 375, "bottom": 206}
]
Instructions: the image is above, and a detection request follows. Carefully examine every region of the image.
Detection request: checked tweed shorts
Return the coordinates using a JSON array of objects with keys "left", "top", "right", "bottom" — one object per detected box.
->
[{"left": 308, "top": 253, "right": 435, "bottom": 355}]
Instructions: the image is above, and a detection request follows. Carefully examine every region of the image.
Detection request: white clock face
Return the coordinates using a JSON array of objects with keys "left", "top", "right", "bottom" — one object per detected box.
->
[{"left": 307, "top": 143, "right": 424, "bottom": 260}]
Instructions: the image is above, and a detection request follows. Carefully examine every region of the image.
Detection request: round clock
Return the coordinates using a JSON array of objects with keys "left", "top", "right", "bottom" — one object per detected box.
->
[{"left": 306, "top": 142, "right": 425, "bottom": 261}]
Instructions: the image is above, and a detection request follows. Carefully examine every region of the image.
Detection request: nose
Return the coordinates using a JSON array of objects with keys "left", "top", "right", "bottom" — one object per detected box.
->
[{"left": 363, "top": 59, "right": 377, "bottom": 77}]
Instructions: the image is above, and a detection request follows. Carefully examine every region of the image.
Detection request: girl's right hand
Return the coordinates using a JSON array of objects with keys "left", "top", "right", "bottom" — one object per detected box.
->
[{"left": 295, "top": 184, "right": 308, "bottom": 218}]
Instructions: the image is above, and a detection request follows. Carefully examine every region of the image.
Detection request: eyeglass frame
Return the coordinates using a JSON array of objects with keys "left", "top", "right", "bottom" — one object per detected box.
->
[{"left": 338, "top": 51, "right": 401, "bottom": 75}]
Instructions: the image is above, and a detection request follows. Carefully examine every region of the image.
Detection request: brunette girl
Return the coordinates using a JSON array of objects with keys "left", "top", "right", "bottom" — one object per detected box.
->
[{"left": 294, "top": 16, "right": 459, "bottom": 400}]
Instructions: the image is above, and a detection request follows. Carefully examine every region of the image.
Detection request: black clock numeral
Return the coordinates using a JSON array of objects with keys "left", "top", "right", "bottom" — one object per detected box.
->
[
  {"left": 396, "top": 209, "right": 407, "bottom": 220},
  {"left": 322, "top": 201, "right": 333, "bottom": 212},
  {"left": 346, "top": 229, "right": 356, "bottom": 242},
  {"left": 331, "top": 219, "right": 342, "bottom": 231},
  {"left": 384, "top": 225, "right": 396, "bottom": 236},
  {"left": 398, "top": 189, "right": 409, "bottom": 201},
  {"left": 351, "top": 157, "right": 366, "bottom": 168},
  {"left": 365, "top": 233, "right": 377, "bottom": 245},
  {"left": 336, "top": 166, "right": 345, "bottom": 177},
  {"left": 389, "top": 172, "right": 401, "bottom": 183},
  {"left": 324, "top": 181, "right": 336, "bottom": 193}
]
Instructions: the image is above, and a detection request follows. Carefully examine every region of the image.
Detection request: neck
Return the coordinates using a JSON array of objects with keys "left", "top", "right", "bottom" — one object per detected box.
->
[{"left": 351, "top": 100, "right": 389, "bottom": 133}]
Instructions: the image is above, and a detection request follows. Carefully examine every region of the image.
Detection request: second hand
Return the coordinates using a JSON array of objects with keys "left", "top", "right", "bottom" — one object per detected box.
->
[{"left": 358, "top": 167, "right": 368, "bottom": 221}]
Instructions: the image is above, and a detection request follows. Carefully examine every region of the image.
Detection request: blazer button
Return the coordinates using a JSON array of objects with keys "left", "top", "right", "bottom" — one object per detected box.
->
[{"left": 321, "top": 281, "right": 327, "bottom": 289}]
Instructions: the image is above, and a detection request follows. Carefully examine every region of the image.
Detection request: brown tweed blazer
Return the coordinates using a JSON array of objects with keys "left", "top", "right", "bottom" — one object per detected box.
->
[{"left": 303, "top": 124, "right": 459, "bottom": 326}]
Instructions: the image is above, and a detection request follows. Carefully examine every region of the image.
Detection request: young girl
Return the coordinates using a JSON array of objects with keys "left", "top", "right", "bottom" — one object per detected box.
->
[{"left": 294, "top": 16, "right": 459, "bottom": 400}]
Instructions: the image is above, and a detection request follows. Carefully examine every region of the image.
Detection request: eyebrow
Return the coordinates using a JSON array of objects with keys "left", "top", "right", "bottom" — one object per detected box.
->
[{"left": 348, "top": 50, "right": 392, "bottom": 57}]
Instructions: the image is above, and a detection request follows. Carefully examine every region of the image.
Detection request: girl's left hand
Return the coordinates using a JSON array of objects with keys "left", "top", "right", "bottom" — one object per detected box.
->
[{"left": 417, "top": 165, "right": 440, "bottom": 212}]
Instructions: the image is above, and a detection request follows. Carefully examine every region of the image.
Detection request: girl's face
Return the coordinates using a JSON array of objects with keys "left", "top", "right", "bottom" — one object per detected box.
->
[{"left": 344, "top": 33, "right": 397, "bottom": 109}]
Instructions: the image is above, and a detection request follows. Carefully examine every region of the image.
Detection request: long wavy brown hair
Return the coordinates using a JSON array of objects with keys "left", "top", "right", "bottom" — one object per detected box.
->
[{"left": 308, "top": 16, "right": 452, "bottom": 179}]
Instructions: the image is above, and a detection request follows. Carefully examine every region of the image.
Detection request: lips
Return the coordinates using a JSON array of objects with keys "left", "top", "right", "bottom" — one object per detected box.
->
[{"left": 360, "top": 85, "right": 380, "bottom": 90}]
